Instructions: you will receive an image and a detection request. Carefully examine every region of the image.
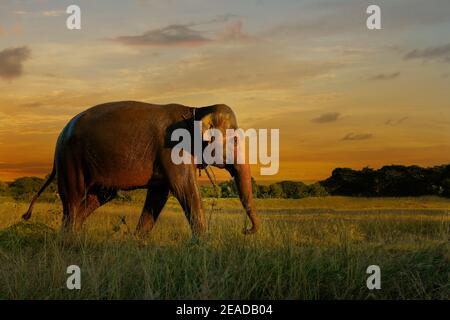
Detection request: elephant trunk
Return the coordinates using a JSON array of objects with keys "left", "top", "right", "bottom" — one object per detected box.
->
[{"left": 229, "top": 163, "right": 259, "bottom": 234}]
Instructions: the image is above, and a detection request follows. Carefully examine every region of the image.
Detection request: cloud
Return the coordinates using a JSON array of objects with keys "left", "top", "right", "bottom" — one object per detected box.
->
[
  {"left": 404, "top": 43, "right": 450, "bottom": 63},
  {"left": 0, "top": 161, "right": 51, "bottom": 175},
  {"left": 385, "top": 117, "right": 408, "bottom": 125},
  {"left": 13, "top": 9, "right": 65, "bottom": 17},
  {"left": 342, "top": 133, "right": 373, "bottom": 141},
  {"left": 42, "top": 10, "right": 65, "bottom": 17},
  {"left": 111, "top": 24, "right": 211, "bottom": 47},
  {"left": 369, "top": 72, "right": 400, "bottom": 81},
  {"left": 111, "top": 17, "right": 254, "bottom": 47},
  {"left": 311, "top": 112, "right": 341, "bottom": 123},
  {"left": 218, "top": 20, "right": 252, "bottom": 42},
  {"left": 20, "top": 102, "right": 43, "bottom": 108},
  {"left": 0, "top": 46, "right": 31, "bottom": 80}
]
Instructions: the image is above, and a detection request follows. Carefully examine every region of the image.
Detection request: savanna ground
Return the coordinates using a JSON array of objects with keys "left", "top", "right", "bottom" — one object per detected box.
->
[{"left": 0, "top": 194, "right": 448, "bottom": 299}]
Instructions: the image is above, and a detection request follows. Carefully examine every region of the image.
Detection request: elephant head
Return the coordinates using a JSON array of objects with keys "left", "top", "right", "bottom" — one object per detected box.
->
[{"left": 194, "top": 104, "right": 260, "bottom": 234}]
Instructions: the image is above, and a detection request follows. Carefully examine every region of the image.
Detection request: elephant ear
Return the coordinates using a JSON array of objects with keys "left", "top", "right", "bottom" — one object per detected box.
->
[
  {"left": 200, "top": 113, "right": 216, "bottom": 142},
  {"left": 198, "top": 105, "right": 238, "bottom": 143}
]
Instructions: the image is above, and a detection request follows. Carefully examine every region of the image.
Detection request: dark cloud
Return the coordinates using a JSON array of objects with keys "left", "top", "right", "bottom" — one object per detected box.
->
[
  {"left": 342, "top": 133, "right": 373, "bottom": 141},
  {"left": 404, "top": 43, "right": 450, "bottom": 63},
  {"left": 20, "top": 102, "right": 42, "bottom": 108},
  {"left": 369, "top": 72, "right": 400, "bottom": 81},
  {"left": 0, "top": 161, "right": 51, "bottom": 175},
  {"left": 111, "top": 24, "right": 211, "bottom": 47},
  {"left": 312, "top": 112, "right": 340, "bottom": 123},
  {"left": 385, "top": 117, "right": 408, "bottom": 125},
  {"left": 0, "top": 46, "right": 31, "bottom": 80}
]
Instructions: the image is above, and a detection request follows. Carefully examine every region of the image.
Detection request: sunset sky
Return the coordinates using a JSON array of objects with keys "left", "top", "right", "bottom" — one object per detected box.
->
[{"left": 0, "top": 0, "right": 449, "bottom": 182}]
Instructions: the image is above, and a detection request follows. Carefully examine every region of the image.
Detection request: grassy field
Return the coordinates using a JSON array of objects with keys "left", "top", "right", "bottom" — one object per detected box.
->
[{"left": 0, "top": 195, "right": 448, "bottom": 299}]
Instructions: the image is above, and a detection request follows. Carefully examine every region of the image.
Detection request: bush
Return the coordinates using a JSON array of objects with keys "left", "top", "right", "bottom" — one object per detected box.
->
[
  {"left": 307, "top": 183, "right": 328, "bottom": 197},
  {"left": 441, "top": 178, "right": 450, "bottom": 198},
  {"left": 268, "top": 183, "right": 283, "bottom": 198},
  {"left": 200, "top": 185, "right": 221, "bottom": 198},
  {"left": 219, "top": 180, "right": 238, "bottom": 198},
  {"left": 277, "top": 181, "right": 309, "bottom": 199},
  {"left": 8, "top": 175, "right": 58, "bottom": 201},
  {"left": 257, "top": 185, "right": 270, "bottom": 198},
  {"left": 9, "top": 177, "right": 45, "bottom": 201},
  {"left": 0, "top": 181, "right": 8, "bottom": 196}
]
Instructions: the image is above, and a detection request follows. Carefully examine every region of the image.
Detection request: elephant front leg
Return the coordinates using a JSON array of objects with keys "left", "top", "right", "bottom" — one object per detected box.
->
[
  {"left": 161, "top": 158, "right": 206, "bottom": 238},
  {"left": 174, "top": 182, "right": 207, "bottom": 239},
  {"left": 135, "top": 185, "right": 169, "bottom": 238}
]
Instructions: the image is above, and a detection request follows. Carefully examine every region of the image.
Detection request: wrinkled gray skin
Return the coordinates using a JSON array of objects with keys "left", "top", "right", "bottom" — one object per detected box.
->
[{"left": 23, "top": 101, "right": 259, "bottom": 238}]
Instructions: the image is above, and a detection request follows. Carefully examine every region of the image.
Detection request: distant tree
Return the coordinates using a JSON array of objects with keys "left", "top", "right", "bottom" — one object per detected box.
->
[
  {"left": 219, "top": 180, "right": 238, "bottom": 198},
  {"left": 441, "top": 178, "right": 450, "bottom": 198},
  {"left": 200, "top": 184, "right": 221, "bottom": 198},
  {"left": 376, "top": 165, "right": 431, "bottom": 196},
  {"left": 320, "top": 164, "right": 450, "bottom": 197},
  {"left": 268, "top": 183, "right": 283, "bottom": 198},
  {"left": 0, "top": 180, "right": 8, "bottom": 196},
  {"left": 320, "top": 167, "right": 375, "bottom": 196},
  {"left": 8, "top": 175, "right": 58, "bottom": 201},
  {"left": 307, "top": 182, "right": 328, "bottom": 197},
  {"left": 9, "top": 177, "right": 45, "bottom": 201},
  {"left": 257, "top": 185, "right": 270, "bottom": 198},
  {"left": 277, "top": 181, "right": 309, "bottom": 199}
]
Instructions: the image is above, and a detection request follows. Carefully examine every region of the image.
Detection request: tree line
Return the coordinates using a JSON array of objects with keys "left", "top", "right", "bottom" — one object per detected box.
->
[
  {"left": 1, "top": 164, "right": 449, "bottom": 201},
  {"left": 320, "top": 164, "right": 450, "bottom": 197}
]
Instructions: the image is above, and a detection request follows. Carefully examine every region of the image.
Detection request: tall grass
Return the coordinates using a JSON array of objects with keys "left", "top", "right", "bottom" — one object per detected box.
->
[{"left": 0, "top": 196, "right": 448, "bottom": 299}]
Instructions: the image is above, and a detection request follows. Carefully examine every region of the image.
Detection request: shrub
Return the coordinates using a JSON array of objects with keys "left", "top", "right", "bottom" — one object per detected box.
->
[
  {"left": 0, "top": 181, "right": 8, "bottom": 196},
  {"left": 277, "top": 181, "right": 309, "bottom": 199},
  {"left": 200, "top": 185, "right": 221, "bottom": 198},
  {"left": 268, "top": 183, "right": 283, "bottom": 198},
  {"left": 9, "top": 177, "right": 45, "bottom": 201},
  {"left": 219, "top": 180, "right": 238, "bottom": 198},
  {"left": 441, "top": 178, "right": 450, "bottom": 198},
  {"left": 257, "top": 185, "right": 270, "bottom": 198},
  {"left": 307, "top": 183, "right": 328, "bottom": 197}
]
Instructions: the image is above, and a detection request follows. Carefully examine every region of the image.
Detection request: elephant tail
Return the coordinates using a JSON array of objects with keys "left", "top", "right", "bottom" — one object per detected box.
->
[{"left": 22, "top": 163, "right": 56, "bottom": 221}]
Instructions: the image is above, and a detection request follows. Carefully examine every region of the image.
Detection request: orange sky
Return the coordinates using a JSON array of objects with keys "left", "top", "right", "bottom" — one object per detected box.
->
[{"left": 0, "top": 0, "right": 449, "bottom": 182}]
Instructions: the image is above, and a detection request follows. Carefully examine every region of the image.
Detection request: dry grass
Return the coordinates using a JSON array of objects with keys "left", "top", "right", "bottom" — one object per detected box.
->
[{"left": 0, "top": 196, "right": 448, "bottom": 299}]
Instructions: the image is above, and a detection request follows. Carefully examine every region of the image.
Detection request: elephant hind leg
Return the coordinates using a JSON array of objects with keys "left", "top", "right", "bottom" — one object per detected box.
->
[
  {"left": 74, "top": 188, "right": 117, "bottom": 231},
  {"left": 59, "top": 177, "right": 84, "bottom": 233},
  {"left": 73, "top": 194, "right": 101, "bottom": 231},
  {"left": 135, "top": 185, "right": 169, "bottom": 238},
  {"left": 61, "top": 185, "right": 116, "bottom": 232}
]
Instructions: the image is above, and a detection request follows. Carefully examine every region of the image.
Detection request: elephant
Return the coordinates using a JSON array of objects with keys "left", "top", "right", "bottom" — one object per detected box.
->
[{"left": 22, "top": 101, "right": 259, "bottom": 238}]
